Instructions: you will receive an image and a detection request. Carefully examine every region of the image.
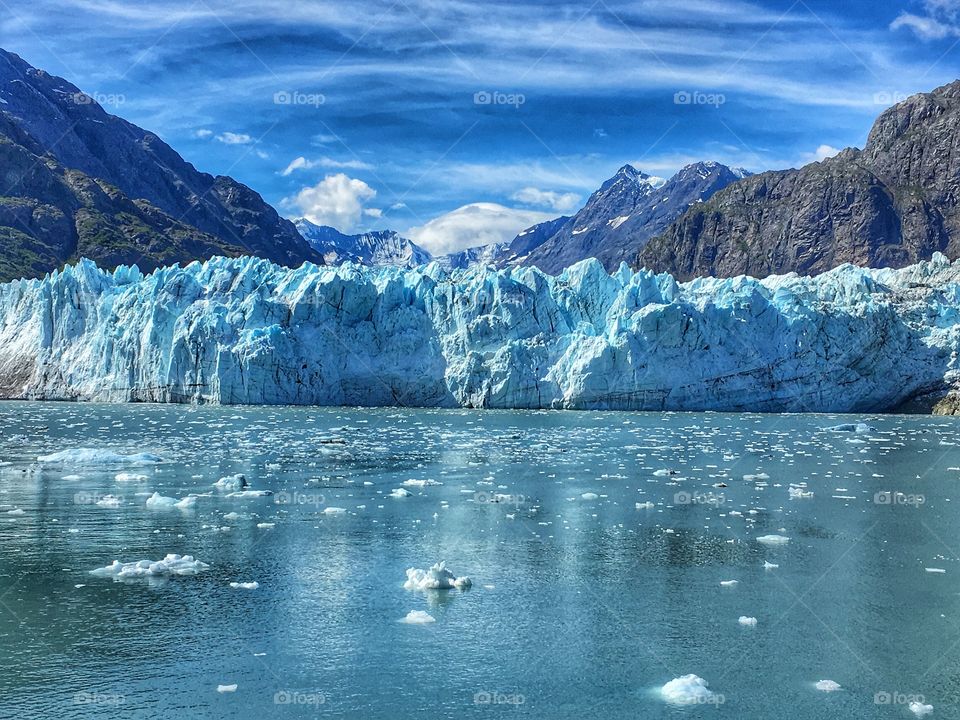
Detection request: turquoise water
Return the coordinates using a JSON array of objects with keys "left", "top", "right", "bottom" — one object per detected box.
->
[{"left": 1, "top": 402, "right": 960, "bottom": 718}]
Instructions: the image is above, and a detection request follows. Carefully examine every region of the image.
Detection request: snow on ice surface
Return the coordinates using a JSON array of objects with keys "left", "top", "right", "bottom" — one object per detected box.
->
[
  {"left": 404, "top": 562, "right": 472, "bottom": 591},
  {"left": 5, "top": 254, "right": 960, "bottom": 410},
  {"left": 660, "top": 675, "right": 719, "bottom": 705},
  {"left": 90, "top": 554, "right": 209, "bottom": 578},
  {"left": 37, "top": 449, "right": 164, "bottom": 465}
]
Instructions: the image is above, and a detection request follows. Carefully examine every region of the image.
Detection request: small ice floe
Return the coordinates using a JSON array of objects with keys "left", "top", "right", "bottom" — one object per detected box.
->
[
  {"left": 145, "top": 492, "right": 196, "bottom": 510},
  {"left": 115, "top": 472, "right": 148, "bottom": 482},
  {"left": 6, "top": 508, "right": 25, "bottom": 516},
  {"left": 96, "top": 495, "right": 123, "bottom": 508},
  {"left": 789, "top": 485, "right": 813, "bottom": 499},
  {"left": 757, "top": 535, "right": 790, "bottom": 545},
  {"left": 256, "top": 522, "right": 275, "bottom": 529},
  {"left": 660, "top": 675, "right": 719, "bottom": 705},
  {"left": 404, "top": 562, "right": 472, "bottom": 591},
  {"left": 738, "top": 616, "right": 758, "bottom": 627},
  {"left": 402, "top": 479, "right": 442, "bottom": 488},
  {"left": 826, "top": 423, "right": 875, "bottom": 434},
  {"left": 763, "top": 561, "right": 779, "bottom": 570},
  {"left": 400, "top": 610, "right": 436, "bottom": 624},
  {"left": 90, "top": 554, "right": 209, "bottom": 579},
  {"left": 213, "top": 474, "right": 247, "bottom": 491},
  {"left": 581, "top": 492, "right": 599, "bottom": 500},
  {"left": 720, "top": 580, "right": 738, "bottom": 587},
  {"left": 743, "top": 473, "right": 770, "bottom": 482},
  {"left": 217, "top": 684, "right": 238, "bottom": 693},
  {"left": 224, "top": 490, "right": 272, "bottom": 499},
  {"left": 909, "top": 701, "right": 934, "bottom": 716},
  {"left": 815, "top": 680, "right": 841, "bottom": 692},
  {"left": 37, "top": 449, "right": 164, "bottom": 466},
  {"left": 635, "top": 502, "right": 654, "bottom": 509},
  {"left": 925, "top": 567, "right": 946, "bottom": 574},
  {"left": 653, "top": 469, "right": 680, "bottom": 477},
  {"left": 390, "top": 488, "right": 412, "bottom": 498},
  {"left": 322, "top": 507, "right": 346, "bottom": 515},
  {"left": 229, "top": 581, "right": 259, "bottom": 590},
  {"left": 62, "top": 475, "right": 82, "bottom": 481}
]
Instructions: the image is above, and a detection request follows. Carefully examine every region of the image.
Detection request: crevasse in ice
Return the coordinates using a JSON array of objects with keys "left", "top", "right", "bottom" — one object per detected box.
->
[{"left": 1, "top": 253, "right": 959, "bottom": 411}]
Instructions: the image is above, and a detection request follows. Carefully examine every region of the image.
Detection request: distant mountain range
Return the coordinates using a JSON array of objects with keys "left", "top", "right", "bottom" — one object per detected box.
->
[
  {"left": 3, "top": 47, "right": 960, "bottom": 284},
  {"left": 0, "top": 48, "right": 321, "bottom": 282}
]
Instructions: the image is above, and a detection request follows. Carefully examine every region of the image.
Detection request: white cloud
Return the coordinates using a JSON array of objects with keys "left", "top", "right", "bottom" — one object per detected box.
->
[
  {"left": 193, "top": 129, "right": 213, "bottom": 139},
  {"left": 280, "top": 155, "right": 373, "bottom": 176},
  {"left": 282, "top": 173, "right": 378, "bottom": 231},
  {"left": 811, "top": 144, "right": 841, "bottom": 162},
  {"left": 511, "top": 187, "right": 581, "bottom": 213},
  {"left": 406, "top": 203, "right": 554, "bottom": 255},
  {"left": 891, "top": 0, "right": 960, "bottom": 39},
  {"left": 216, "top": 131, "right": 253, "bottom": 145}
]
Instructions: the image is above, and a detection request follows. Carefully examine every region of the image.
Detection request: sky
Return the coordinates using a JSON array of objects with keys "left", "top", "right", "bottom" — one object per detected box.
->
[{"left": 2, "top": 0, "right": 960, "bottom": 254}]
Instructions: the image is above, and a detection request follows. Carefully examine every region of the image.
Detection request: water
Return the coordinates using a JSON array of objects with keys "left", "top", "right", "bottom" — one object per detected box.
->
[{"left": 1, "top": 402, "right": 959, "bottom": 718}]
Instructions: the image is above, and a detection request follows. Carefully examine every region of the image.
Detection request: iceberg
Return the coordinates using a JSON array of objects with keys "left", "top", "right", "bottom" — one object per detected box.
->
[
  {"left": 90, "top": 553, "right": 209, "bottom": 578},
  {"left": 660, "top": 675, "right": 720, "bottom": 705},
  {"left": 37, "top": 449, "right": 164, "bottom": 466},
  {"left": 404, "top": 562, "right": 472, "bottom": 591},
  {"left": 3, "top": 254, "right": 960, "bottom": 411}
]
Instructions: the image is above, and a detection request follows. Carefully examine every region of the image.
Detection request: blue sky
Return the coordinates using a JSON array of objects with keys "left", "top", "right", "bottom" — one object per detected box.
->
[{"left": 3, "top": 0, "right": 960, "bottom": 253}]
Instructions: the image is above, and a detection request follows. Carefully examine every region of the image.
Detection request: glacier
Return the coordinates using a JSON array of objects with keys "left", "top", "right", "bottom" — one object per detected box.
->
[{"left": 0, "top": 253, "right": 959, "bottom": 412}]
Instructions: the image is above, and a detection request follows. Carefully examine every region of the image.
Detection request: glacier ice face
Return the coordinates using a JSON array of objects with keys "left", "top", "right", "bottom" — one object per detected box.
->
[{"left": 1, "top": 253, "right": 960, "bottom": 411}]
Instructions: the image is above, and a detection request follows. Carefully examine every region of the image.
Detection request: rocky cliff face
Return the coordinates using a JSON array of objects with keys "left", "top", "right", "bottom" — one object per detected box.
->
[
  {"left": 638, "top": 81, "right": 960, "bottom": 279},
  {"left": 0, "top": 49, "right": 321, "bottom": 281},
  {"left": 516, "top": 163, "right": 749, "bottom": 274}
]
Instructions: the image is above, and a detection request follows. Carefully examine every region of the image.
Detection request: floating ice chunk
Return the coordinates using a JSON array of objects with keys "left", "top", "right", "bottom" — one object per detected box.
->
[
  {"left": 217, "top": 684, "right": 238, "bottom": 693},
  {"left": 62, "top": 474, "right": 82, "bottom": 481},
  {"left": 400, "top": 610, "right": 436, "bottom": 624},
  {"left": 402, "top": 479, "right": 442, "bottom": 487},
  {"left": 826, "top": 423, "right": 875, "bottom": 434},
  {"left": 654, "top": 469, "right": 679, "bottom": 477},
  {"left": 909, "top": 701, "right": 933, "bottom": 716},
  {"left": 404, "top": 562, "right": 472, "bottom": 591},
  {"left": 146, "top": 492, "right": 178, "bottom": 509},
  {"left": 96, "top": 495, "right": 122, "bottom": 508},
  {"left": 738, "top": 616, "right": 758, "bottom": 626},
  {"left": 815, "top": 680, "right": 841, "bottom": 692},
  {"left": 256, "top": 522, "right": 275, "bottom": 528},
  {"left": 390, "top": 488, "right": 412, "bottom": 498},
  {"left": 635, "top": 502, "right": 655, "bottom": 509},
  {"left": 6, "top": 508, "right": 25, "bottom": 515},
  {"left": 757, "top": 535, "right": 790, "bottom": 545},
  {"left": 720, "top": 580, "right": 738, "bottom": 587},
  {"left": 115, "top": 472, "right": 148, "bottom": 482},
  {"left": 229, "top": 581, "right": 259, "bottom": 590},
  {"left": 925, "top": 568, "right": 946, "bottom": 574},
  {"left": 763, "top": 561, "right": 779, "bottom": 570},
  {"left": 225, "top": 490, "right": 272, "bottom": 499},
  {"left": 581, "top": 492, "right": 599, "bottom": 500},
  {"left": 38, "top": 449, "right": 164, "bottom": 466},
  {"left": 743, "top": 473, "right": 770, "bottom": 482},
  {"left": 323, "top": 507, "right": 346, "bottom": 515},
  {"left": 213, "top": 474, "right": 247, "bottom": 491},
  {"left": 90, "top": 554, "right": 209, "bottom": 578},
  {"left": 789, "top": 486, "right": 813, "bottom": 499},
  {"left": 175, "top": 495, "right": 198, "bottom": 510},
  {"left": 660, "top": 675, "right": 719, "bottom": 705}
]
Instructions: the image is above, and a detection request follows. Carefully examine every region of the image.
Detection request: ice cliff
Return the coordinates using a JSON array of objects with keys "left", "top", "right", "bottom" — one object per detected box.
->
[{"left": 1, "top": 254, "right": 959, "bottom": 412}]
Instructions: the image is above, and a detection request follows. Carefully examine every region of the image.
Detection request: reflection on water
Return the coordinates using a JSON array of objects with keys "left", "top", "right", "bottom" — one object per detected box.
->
[{"left": 0, "top": 402, "right": 959, "bottom": 718}]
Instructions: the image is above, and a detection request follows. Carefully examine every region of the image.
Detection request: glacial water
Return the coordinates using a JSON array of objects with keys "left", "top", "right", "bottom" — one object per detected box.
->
[{"left": 1, "top": 402, "right": 960, "bottom": 718}]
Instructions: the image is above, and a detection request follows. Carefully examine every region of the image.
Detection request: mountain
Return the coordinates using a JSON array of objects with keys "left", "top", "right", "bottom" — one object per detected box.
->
[
  {"left": 510, "top": 162, "right": 749, "bottom": 274},
  {"left": 4, "top": 253, "right": 960, "bottom": 413},
  {"left": 0, "top": 48, "right": 321, "bottom": 281},
  {"left": 637, "top": 81, "right": 960, "bottom": 279},
  {"left": 295, "top": 219, "right": 431, "bottom": 268},
  {"left": 435, "top": 241, "right": 509, "bottom": 270}
]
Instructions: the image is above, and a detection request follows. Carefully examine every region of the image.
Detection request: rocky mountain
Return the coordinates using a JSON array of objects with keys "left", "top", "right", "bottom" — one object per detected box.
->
[
  {"left": 637, "top": 81, "right": 960, "bottom": 280},
  {"left": 295, "top": 219, "right": 431, "bottom": 268},
  {"left": 513, "top": 162, "right": 750, "bottom": 274},
  {"left": 0, "top": 48, "right": 321, "bottom": 281}
]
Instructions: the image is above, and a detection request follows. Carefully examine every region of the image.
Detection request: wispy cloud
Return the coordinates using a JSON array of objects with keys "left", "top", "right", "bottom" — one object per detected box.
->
[
  {"left": 406, "top": 203, "right": 554, "bottom": 255},
  {"left": 892, "top": 0, "right": 960, "bottom": 39},
  {"left": 280, "top": 156, "right": 374, "bottom": 176}
]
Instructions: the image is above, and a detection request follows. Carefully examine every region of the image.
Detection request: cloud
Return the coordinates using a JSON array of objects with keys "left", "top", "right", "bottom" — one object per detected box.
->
[
  {"left": 282, "top": 173, "right": 379, "bottom": 231},
  {"left": 511, "top": 187, "right": 581, "bottom": 213},
  {"left": 193, "top": 129, "right": 213, "bottom": 139},
  {"left": 810, "top": 144, "right": 841, "bottom": 162},
  {"left": 216, "top": 131, "right": 253, "bottom": 145},
  {"left": 406, "top": 203, "right": 554, "bottom": 255},
  {"left": 280, "top": 156, "right": 374, "bottom": 176},
  {"left": 891, "top": 0, "right": 960, "bottom": 39}
]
